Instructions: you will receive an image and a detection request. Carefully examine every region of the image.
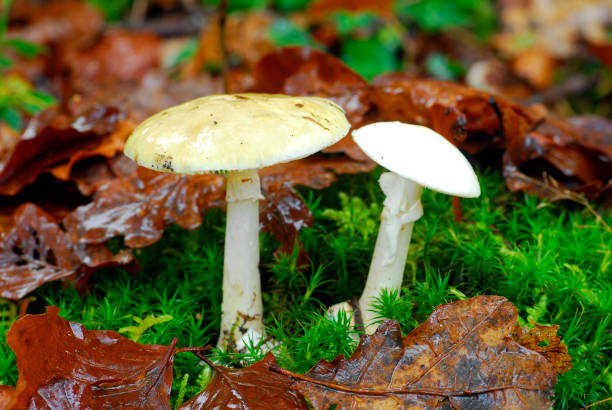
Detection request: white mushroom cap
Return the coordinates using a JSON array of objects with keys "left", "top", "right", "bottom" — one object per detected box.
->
[
  {"left": 124, "top": 93, "right": 350, "bottom": 173},
  {"left": 352, "top": 122, "right": 480, "bottom": 198}
]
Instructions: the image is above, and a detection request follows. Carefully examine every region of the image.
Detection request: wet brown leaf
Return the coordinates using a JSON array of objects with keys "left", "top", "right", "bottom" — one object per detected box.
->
[
  {"left": 307, "top": 0, "right": 394, "bottom": 18},
  {"left": 182, "top": 11, "right": 276, "bottom": 77},
  {"left": 287, "top": 296, "right": 556, "bottom": 409},
  {"left": 260, "top": 185, "right": 313, "bottom": 264},
  {"left": 513, "top": 322, "right": 573, "bottom": 375},
  {"left": 0, "top": 105, "right": 124, "bottom": 196},
  {"left": 62, "top": 30, "right": 162, "bottom": 85},
  {"left": 251, "top": 47, "right": 372, "bottom": 137},
  {"left": 180, "top": 353, "right": 308, "bottom": 410},
  {"left": 371, "top": 73, "right": 612, "bottom": 200},
  {"left": 62, "top": 169, "right": 225, "bottom": 248},
  {"left": 0, "top": 203, "right": 133, "bottom": 299},
  {"left": 0, "top": 203, "right": 80, "bottom": 299},
  {"left": 0, "top": 386, "right": 15, "bottom": 408},
  {"left": 7, "top": 0, "right": 103, "bottom": 47},
  {"left": 4, "top": 306, "right": 174, "bottom": 409}
]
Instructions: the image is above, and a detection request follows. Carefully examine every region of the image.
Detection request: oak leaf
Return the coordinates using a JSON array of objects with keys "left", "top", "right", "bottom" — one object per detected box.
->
[
  {"left": 286, "top": 296, "right": 556, "bottom": 409},
  {"left": 4, "top": 306, "right": 174, "bottom": 409}
]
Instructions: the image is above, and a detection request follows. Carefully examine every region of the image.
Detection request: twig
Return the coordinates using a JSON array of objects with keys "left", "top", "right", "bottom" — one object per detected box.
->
[
  {"left": 130, "top": 0, "right": 149, "bottom": 26},
  {"left": 452, "top": 196, "right": 463, "bottom": 223},
  {"left": 524, "top": 74, "right": 598, "bottom": 106},
  {"left": 269, "top": 365, "right": 544, "bottom": 397},
  {"left": 113, "top": 15, "right": 204, "bottom": 37},
  {"left": 176, "top": 345, "right": 213, "bottom": 354},
  {"left": 581, "top": 396, "right": 612, "bottom": 409},
  {"left": 219, "top": 0, "right": 229, "bottom": 93}
]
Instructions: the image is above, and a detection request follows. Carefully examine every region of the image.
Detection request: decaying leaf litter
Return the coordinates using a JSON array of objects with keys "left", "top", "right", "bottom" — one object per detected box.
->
[
  {"left": 0, "top": 296, "right": 571, "bottom": 409},
  {"left": 0, "top": 0, "right": 610, "bottom": 408}
]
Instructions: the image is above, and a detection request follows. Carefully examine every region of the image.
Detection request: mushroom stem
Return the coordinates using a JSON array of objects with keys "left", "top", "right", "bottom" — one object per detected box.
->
[
  {"left": 219, "top": 168, "right": 264, "bottom": 349},
  {"left": 359, "top": 172, "right": 423, "bottom": 333}
]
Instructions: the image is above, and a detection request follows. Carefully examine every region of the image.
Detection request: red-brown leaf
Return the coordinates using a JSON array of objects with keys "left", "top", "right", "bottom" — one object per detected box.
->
[
  {"left": 4, "top": 306, "right": 173, "bottom": 409},
  {"left": 0, "top": 386, "right": 14, "bottom": 408},
  {"left": 0, "top": 106, "right": 123, "bottom": 196},
  {"left": 61, "top": 29, "right": 162, "bottom": 92},
  {"left": 7, "top": 0, "right": 103, "bottom": 47},
  {"left": 180, "top": 353, "right": 308, "bottom": 410},
  {"left": 0, "top": 203, "right": 132, "bottom": 300},
  {"left": 62, "top": 169, "right": 225, "bottom": 248},
  {"left": 251, "top": 47, "right": 372, "bottom": 137},
  {"left": 0, "top": 203, "right": 79, "bottom": 299},
  {"left": 293, "top": 296, "right": 557, "bottom": 409},
  {"left": 307, "top": 0, "right": 394, "bottom": 18}
]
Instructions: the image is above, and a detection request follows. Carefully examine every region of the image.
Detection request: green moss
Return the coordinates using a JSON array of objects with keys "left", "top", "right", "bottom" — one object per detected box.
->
[{"left": 0, "top": 169, "right": 610, "bottom": 408}]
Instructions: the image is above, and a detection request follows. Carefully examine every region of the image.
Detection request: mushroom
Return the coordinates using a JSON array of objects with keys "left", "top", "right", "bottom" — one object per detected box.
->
[
  {"left": 330, "top": 121, "right": 480, "bottom": 334},
  {"left": 124, "top": 93, "right": 350, "bottom": 349}
]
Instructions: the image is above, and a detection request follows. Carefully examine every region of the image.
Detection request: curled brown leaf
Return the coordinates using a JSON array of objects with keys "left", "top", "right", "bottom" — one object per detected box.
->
[{"left": 0, "top": 105, "right": 124, "bottom": 196}]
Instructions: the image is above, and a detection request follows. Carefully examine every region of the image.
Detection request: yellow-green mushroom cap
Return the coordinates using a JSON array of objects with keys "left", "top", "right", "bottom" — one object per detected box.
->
[{"left": 124, "top": 93, "right": 350, "bottom": 173}]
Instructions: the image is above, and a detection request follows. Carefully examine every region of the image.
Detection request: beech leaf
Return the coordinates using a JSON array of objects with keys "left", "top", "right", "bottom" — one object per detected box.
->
[
  {"left": 4, "top": 306, "right": 174, "bottom": 409},
  {"left": 0, "top": 203, "right": 133, "bottom": 300},
  {"left": 180, "top": 352, "right": 308, "bottom": 410}
]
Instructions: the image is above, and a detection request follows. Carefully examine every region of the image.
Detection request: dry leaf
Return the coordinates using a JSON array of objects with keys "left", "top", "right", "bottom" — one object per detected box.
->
[{"left": 4, "top": 306, "right": 174, "bottom": 409}]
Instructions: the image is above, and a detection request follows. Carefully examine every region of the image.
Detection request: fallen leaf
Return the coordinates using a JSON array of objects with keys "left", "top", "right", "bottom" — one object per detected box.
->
[
  {"left": 371, "top": 73, "right": 612, "bottom": 200},
  {"left": 0, "top": 203, "right": 132, "bottom": 300},
  {"left": 0, "top": 386, "right": 14, "bottom": 409},
  {"left": 182, "top": 11, "right": 276, "bottom": 78},
  {"left": 513, "top": 322, "right": 572, "bottom": 375},
  {"left": 5, "top": 306, "right": 174, "bottom": 409},
  {"left": 62, "top": 29, "right": 161, "bottom": 85},
  {"left": 285, "top": 296, "right": 556, "bottom": 409},
  {"left": 62, "top": 169, "right": 225, "bottom": 249},
  {"left": 494, "top": 0, "right": 612, "bottom": 58},
  {"left": 180, "top": 352, "right": 308, "bottom": 410},
  {"left": 0, "top": 105, "right": 123, "bottom": 196},
  {"left": 0, "top": 203, "right": 80, "bottom": 299},
  {"left": 260, "top": 185, "right": 313, "bottom": 264},
  {"left": 307, "top": 0, "right": 394, "bottom": 18},
  {"left": 251, "top": 47, "right": 372, "bottom": 135},
  {"left": 511, "top": 47, "right": 556, "bottom": 89},
  {"left": 6, "top": 0, "right": 103, "bottom": 47}
]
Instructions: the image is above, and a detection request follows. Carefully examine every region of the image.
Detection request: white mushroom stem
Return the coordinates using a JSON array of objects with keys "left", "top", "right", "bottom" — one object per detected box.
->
[
  {"left": 359, "top": 172, "right": 423, "bottom": 334},
  {"left": 219, "top": 168, "right": 264, "bottom": 349}
]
